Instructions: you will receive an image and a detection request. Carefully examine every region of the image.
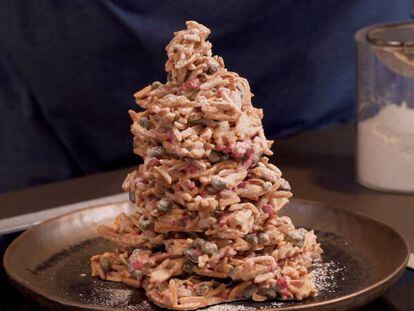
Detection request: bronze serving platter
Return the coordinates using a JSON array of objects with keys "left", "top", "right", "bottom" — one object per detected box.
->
[{"left": 3, "top": 199, "right": 410, "bottom": 311}]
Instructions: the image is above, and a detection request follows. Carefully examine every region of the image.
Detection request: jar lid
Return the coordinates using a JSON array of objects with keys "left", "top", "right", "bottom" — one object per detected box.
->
[{"left": 367, "top": 22, "right": 414, "bottom": 48}]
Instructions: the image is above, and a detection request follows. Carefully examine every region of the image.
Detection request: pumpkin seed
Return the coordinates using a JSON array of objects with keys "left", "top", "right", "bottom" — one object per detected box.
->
[
  {"left": 243, "top": 284, "right": 257, "bottom": 299},
  {"left": 195, "top": 283, "right": 210, "bottom": 295},
  {"left": 184, "top": 248, "right": 199, "bottom": 264},
  {"left": 211, "top": 176, "right": 226, "bottom": 190},
  {"left": 149, "top": 146, "right": 165, "bottom": 157},
  {"left": 246, "top": 233, "right": 258, "bottom": 244},
  {"left": 99, "top": 257, "right": 111, "bottom": 273},
  {"left": 201, "top": 242, "right": 218, "bottom": 255},
  {"left": 140, "top": 117, "right": 149, "bottom": 129},
  {"left": 129, "top": 191, "right": 136, "bottom": 203},
  {"left": 183, "top": 261, "right": 195, "bottom": 273},
  {"left": 139, "top": 219, "right": 153, "bottom": 231},
  {"left": 157, "top": 198, "right": 171, "bottom": 212},
  {"left": 258, "top": 233, "right": 270, "bottom": 245}
]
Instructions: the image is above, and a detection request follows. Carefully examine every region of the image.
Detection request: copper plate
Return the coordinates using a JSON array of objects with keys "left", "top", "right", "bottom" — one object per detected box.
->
[{"left": 3, "top": 199, "right": 410, "bottom": 311}]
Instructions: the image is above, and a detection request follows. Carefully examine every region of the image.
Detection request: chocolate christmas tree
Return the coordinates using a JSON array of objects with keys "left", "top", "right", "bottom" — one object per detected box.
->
[{"left": 91, "top": 21, "right": 322, "bottom": 310}]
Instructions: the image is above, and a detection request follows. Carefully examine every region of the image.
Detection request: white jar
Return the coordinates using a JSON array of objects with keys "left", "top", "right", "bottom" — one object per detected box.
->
[{"left": 355, "top": 22, "right": 414, "bottom": 192}]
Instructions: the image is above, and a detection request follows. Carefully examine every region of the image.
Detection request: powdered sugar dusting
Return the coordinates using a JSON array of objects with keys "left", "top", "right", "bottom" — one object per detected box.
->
[
  {"left": 199, "top": 260, "right": 346, "bottom": 311},
  {"left": 89, "top": 287, "right": 130, "bottom": 308},
  {"left": 203, "top": 303, "right": 256, "bottom": 311},
  {"left": 82, "top": 260, "right": 345, "bottom": 311},
  {"left": 88, "top": 287, "right": 152, "bottom": 311},
  {"left": 312, "top": 260, "right": 346, "bottom": 293},
  {"left": 258, "top": 301, "right": 284, "bottom": 309}
]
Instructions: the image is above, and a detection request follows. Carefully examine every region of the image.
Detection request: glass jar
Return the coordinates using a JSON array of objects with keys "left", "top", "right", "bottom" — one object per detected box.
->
[{"left": 355, "top": 22, "right": 414, "bottom": 192}]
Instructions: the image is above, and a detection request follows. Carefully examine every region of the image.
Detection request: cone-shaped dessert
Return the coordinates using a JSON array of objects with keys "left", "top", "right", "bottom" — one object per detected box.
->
[{"left": 91, "top": 21, "right": 322, "bottom": 310}]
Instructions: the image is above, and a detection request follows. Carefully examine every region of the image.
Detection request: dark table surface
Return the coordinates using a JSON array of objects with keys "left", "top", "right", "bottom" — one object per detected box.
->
[{"left": 0, "top": 124, "right": 413, "bottom": 310}]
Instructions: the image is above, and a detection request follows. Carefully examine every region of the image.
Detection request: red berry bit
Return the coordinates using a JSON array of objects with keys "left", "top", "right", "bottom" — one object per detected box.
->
[
  {"left": 174, "top": 183, "right": 182, "bottom": 192},
  {"left": 277, "top": 276, "right": 289, "bottom": 289},
  {"left": 182, "top": 78, "right": 201, "bottom": 91},
  {"left": 242, "top": 148, "right": 255, "bottom": 169},
  {"left": 132, "top": 260, "right": 144, "bottom": 270},
  {"left": 147, "top": 157, "right": 160, "bottom": 166},
  {"left": 186, "top": 180, "right": 196, "bottom": 190},
  {"left": 261, "top": 204, "right": 276, "bottom": 216}
]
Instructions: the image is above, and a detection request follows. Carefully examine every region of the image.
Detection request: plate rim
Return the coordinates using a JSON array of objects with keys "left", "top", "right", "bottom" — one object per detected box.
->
[{"left": 3, "top": 198, "right": 411, "bottom": 310}]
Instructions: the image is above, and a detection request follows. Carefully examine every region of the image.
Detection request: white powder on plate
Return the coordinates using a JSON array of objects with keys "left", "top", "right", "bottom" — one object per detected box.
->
[
  {"left": 311, "top": 260, "right": 345, "bottom": 293},
  {"left": 90, "top": 287, "right": 131, "bottom": 307},
  {"left": 85, "top": 261, "right": 343, "bottom": 311},
  {"left": 202, "top": 261, "right": 343, "bottom": 311},
  {"left": 357, "top": 103, "right": 414, "bottom": 192},
  {"left": 203, "top": 304, "right": 256, "bottom": 311},
  {"left": 89, "top": 287, "right": 151, "bottom": 311}
]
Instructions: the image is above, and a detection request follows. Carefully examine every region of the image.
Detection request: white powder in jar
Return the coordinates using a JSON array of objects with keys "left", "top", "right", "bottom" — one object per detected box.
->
[{"left": 357, "top": 103, "right": 414, "bottom": 192}]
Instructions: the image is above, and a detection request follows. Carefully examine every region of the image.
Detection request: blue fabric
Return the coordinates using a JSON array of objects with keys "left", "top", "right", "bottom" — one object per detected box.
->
[{"left": 0, "top": 0, "right": 411, "bottom": 192}]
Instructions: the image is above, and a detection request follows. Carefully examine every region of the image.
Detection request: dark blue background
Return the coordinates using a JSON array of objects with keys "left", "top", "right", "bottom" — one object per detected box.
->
[{"left": 0, "top": 0, "right": 411, "bottom": 193}]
